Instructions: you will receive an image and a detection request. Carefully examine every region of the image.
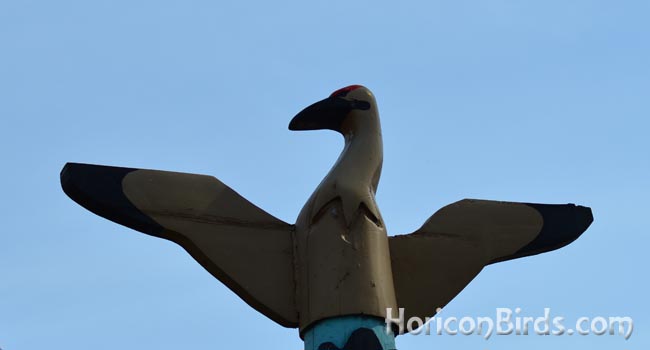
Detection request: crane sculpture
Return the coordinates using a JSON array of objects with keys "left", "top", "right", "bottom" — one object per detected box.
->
[{"left": 61, "top": 85, "right": 593, "bottom": 350}]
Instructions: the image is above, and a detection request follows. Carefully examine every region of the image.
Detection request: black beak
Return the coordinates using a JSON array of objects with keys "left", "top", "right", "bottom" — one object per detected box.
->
[{"left": 289, "top": 96, "right": 370, "bottom": 131}]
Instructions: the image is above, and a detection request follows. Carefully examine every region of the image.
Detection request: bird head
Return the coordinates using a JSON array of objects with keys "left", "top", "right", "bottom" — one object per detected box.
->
[{"left": 289, "top": 85, "right": 377, "bottom": 134}]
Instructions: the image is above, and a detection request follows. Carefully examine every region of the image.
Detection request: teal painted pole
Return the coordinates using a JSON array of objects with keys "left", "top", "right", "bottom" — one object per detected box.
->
[{"left": 304, "top": 316, "right": 396, "bottom": 350}]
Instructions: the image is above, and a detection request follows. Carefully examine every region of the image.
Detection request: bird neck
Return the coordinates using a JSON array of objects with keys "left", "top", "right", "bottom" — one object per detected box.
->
[
  {"left": 332, "top": 120, "right": 383, "bottom": 193},
  {"left": 298, "top": 113, "right": 384, "bottom": 229},
  {"left": 307, "top": 119, "right": 383, "bottom": 227}
]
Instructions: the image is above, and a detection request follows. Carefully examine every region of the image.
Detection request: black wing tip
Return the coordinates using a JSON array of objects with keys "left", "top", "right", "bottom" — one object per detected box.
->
[
  {"left": 61, "top": 162, "right": 135, "bottom": 205},
  {"left": 491, "top": 203, "right": 593, "bottom": 264},
  {"left": 60, "top": 162, "right": 163, "bottom": 236},
  {"left": 575, "top": 204, "right": 594, "bottom": 235},
  {"left": 531, "top": 202, "right": 593, "bottom": 233},
  {"left": 520, "top": 203, "right": 593, "bottom": 256}
]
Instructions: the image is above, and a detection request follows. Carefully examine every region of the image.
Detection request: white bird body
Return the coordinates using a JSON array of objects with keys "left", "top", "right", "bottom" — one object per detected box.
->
[{"left": 292, "top": 87, "right": 397, "bottom": 329}]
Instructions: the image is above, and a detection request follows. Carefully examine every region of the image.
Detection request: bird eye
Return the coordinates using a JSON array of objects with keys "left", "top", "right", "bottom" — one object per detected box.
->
[{"left": 352, "top": 99, "right": 371, "bottom": 110}]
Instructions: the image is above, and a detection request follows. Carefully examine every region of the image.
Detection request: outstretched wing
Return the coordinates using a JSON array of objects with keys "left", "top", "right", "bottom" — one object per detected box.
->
[
  {"left": 389, "top": 199, "right": 592, "bottom": 326},
  {"left": 61, "top": 162, "right": 298, "bottom": 327}
]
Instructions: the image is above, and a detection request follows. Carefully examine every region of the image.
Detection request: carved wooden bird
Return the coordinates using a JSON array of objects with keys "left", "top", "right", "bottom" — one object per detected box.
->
[{"left": 61, "top": 85, "right": 593, "bottom": 337}]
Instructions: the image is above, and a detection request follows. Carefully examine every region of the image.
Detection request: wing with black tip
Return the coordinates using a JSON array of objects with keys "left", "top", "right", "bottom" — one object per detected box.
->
[
  {"left": 389, "top": 199, "right": 593, "bottom": 325},
  {"left": 61, "top": 162, "right": 298, "bottom": 327}
]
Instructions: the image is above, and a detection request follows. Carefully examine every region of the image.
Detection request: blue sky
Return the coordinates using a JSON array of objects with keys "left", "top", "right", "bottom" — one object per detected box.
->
[{"left": 1, "top": 1, "right": 648, "bottom": 349}]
